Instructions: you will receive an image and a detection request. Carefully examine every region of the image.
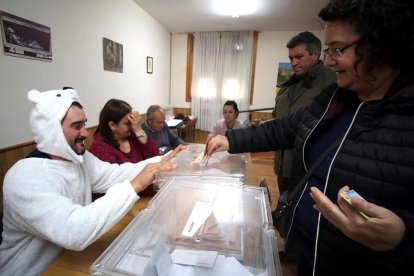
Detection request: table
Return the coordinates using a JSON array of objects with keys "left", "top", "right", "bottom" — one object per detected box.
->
[
  {"left": 168, "top": 116, "right": 198, "bottom": 143},
  {"left": 166, "top": 119, "right": 183, "bottom": 128},
  {"left": 43, "top": 152, "right": 278, "bottom": 275}
]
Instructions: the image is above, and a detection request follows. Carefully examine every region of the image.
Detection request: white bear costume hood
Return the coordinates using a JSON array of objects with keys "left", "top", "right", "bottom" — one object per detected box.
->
[{"left": 27, "top": 88, "right": 84, "bottom": 164}]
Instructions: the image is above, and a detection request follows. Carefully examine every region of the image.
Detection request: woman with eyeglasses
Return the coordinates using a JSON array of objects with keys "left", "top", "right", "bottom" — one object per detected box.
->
[{"left": 206, "top": 0, "right": 414, "bottom": 275}]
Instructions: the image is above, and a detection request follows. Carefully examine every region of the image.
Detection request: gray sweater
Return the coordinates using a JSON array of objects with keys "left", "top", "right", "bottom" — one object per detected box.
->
[{"left": 142, "top": 121, "right": 185, "bottom": 153}]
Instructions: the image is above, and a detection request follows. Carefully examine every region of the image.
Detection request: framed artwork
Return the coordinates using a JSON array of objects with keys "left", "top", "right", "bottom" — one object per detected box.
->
[
  {"left": 0, "top": 10, "right": 52, "bottom": 61},
  {"left": 103, "top": 37, "right": 123, "bottom": 73},
  {"left": 147, "top": 56, "right": 153, "bottom": 74},
  {"left": 276, "top": 62, "right": 293, "bottom": 93}
]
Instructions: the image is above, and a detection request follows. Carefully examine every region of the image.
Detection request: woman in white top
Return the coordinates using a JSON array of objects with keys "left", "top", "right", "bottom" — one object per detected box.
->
[{"left": 207, "top": 100, "right": 245, "bottom": 142}]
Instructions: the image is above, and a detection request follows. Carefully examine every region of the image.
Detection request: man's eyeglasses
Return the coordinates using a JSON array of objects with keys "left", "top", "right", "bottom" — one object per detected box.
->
[{"left": 323, "top": 39, "right": 360, "bottom": 59}]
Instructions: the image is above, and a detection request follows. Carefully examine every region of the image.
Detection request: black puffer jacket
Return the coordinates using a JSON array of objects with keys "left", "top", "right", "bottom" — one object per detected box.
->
[{"left": 226, "top": 72, "right": 414, "bottom": 276}]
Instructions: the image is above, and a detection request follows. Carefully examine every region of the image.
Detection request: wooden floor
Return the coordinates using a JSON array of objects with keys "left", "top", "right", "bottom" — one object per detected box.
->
[{"left": 192, "top": 130, "right": 298, "bottom": 276}]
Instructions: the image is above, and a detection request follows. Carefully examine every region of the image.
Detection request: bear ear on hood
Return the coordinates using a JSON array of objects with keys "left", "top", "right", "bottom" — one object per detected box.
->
[
  {"left": 27, "top": 89, "right": 41, "bottom": 103},
  {"left": 27, "top": 87, "right": 84, "bottom": 164},
  {"left": 27, "top": 88, "right": 81, "bottom": 120}
]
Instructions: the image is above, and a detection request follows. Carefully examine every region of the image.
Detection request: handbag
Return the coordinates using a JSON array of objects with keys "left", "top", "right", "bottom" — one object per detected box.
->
[{"left": 273, "top": 137, "right": 342, "bottom": 238}]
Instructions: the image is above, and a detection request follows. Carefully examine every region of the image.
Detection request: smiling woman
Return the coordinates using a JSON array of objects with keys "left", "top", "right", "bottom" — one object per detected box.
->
[{"left": 204, "top": 0, "right": 414, "bottom": 275}]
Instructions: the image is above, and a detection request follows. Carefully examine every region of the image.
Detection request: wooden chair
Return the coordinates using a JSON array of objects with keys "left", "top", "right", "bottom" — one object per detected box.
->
[
  {"left": 188, "top": 116, "right": 198, "bottom": 142},
  {"left": 176, "top": 116, "right": 198, "bottom": 143}
]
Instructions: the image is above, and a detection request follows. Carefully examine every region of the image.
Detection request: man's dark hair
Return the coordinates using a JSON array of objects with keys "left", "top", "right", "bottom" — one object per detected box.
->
[
  {"left": 61, "top": 101, "right": 83, "bottom": 123},
  {"left": 286, "top": 31, "right": 321, "bottom": 54}
]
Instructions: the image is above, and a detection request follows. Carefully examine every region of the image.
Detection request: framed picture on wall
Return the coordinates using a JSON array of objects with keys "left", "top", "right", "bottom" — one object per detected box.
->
[
  {"left": 0, "top": 10, "right": 52, "bottom": 61},
  {"left": 147, "top": 56, "right": 153, "bottom": 74},
  {"left": 103, "top": 37, "right": 123, "bottom": 73},
  {"left": 276, "top": 62, "right": 293, "bottom": 93}
]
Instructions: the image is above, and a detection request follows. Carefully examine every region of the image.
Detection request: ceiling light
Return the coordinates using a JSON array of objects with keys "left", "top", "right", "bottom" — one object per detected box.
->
[{"left": 213, "top": 0, "right": 258, "bottom": 17}]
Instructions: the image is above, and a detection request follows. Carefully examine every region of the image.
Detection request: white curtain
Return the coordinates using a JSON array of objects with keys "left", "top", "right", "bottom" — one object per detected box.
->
[{"left": 191, "top": 31, "right": 254, "bottom": 131}]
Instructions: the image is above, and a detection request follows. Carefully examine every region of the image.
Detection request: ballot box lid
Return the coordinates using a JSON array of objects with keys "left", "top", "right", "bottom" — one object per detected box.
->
[{"left": 155, "top": 144, "right": 246, "bottom": 189}]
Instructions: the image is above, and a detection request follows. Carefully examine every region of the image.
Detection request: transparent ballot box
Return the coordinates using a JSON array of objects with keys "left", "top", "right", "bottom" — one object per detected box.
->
[
  {"left": 156, "top": 144, "right": 246, "bottom": 189},
  {"left": 90, "top": 178, "right": 281, "bottom": 276}
]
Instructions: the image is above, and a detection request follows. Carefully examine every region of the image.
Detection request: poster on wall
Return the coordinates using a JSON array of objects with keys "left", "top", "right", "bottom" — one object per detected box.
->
[
  {"left": 0, "top": 10, "right": 52, "bottom": 62},
  {"left": 276, "top": 62, "right": 294, "bottom": 93},
  {"left": 103, "top": 37, "right": 123, "bottom": 73}
]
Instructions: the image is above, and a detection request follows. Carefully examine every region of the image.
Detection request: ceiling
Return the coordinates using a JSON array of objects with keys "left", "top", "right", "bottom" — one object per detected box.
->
[{"left": 133, "top": 0, "right": 329, "bottom": 33}]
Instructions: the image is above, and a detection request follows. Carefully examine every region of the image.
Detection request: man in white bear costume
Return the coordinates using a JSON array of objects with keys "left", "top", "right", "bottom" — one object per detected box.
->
[{"left": 0, "top": 88, "right": 176, "bottom": 275}]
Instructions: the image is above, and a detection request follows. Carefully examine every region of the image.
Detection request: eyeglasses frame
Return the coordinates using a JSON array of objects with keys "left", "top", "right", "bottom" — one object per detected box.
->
[{"left": 323, "top": 39, "right": 361, "bottom": 58}]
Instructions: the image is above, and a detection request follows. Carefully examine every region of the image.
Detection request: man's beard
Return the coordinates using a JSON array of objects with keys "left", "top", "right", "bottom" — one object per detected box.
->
[{"left": 69, "top": 136, "right": 86, "bottom": 155}]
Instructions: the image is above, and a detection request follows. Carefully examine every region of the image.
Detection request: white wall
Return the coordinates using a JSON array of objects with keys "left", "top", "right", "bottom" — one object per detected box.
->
[
  {"left": 170, "top": 30, "right": 325, "bottom": 111},
  {"left": 170, "top": 33, "right": 188, "bottom": 108},
  {"left": 0, "top": 0, "right": 326, "bottom": 149},
  {"left": 0, "top": 0, "right": 171, "bottom": 148}
]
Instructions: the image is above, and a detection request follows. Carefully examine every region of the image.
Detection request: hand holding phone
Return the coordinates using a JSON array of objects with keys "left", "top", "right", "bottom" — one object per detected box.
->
[{"left": 339, "top": 190, "right": 370, "bottom": 220}]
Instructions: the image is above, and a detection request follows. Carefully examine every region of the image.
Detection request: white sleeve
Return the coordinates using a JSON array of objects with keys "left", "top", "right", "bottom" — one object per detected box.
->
[
  {"left": 2, "top": 154, "right": 161, "bottom": 251},
  {"left": 85, "top": 151, "right": 162, "bottom": 193}
]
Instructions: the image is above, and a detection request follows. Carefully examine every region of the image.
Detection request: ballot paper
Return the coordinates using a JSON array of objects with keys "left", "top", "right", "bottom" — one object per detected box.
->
[
  {"left": 116, "top": 251, "right": 255, "bottom": 276},
  {"left": 167, "top": 255, "right": 254, "bottom": 276},
  {"left": 116, "top": 253, "right": 149, "bottom": 275},
  {"left": 166, "top": 119, "right": 183, "bottom": 127},
  {"left": 175, "top": 196, "right": 243, "bottom": 259},
  {"left": 181, "top": 201, "right": 213, "bottom": 237},
  {"left": 170, "top": 249, "right": 218, "bottom": 267}
]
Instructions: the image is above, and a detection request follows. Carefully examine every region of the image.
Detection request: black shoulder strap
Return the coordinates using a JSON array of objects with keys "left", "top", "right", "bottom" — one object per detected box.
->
[{"left": 283, "top": 136, "right": 343, "bottom": 205}]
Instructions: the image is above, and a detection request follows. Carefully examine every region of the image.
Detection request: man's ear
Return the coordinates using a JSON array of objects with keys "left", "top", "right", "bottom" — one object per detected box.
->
[{"left": 313, "top": 49, "right": 321, "bottom": 60}]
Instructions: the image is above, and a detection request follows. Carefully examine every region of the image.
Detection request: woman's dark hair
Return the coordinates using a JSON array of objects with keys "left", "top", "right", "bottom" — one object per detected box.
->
[
  {"left": 223, "top": 100, "right": 239, "bottom": 118},
  {"left": 319, "top": 0, "right": 414, "bottom": 72},
  {"left": 96, "top": 99, "right": 132, "bottom": 148}
]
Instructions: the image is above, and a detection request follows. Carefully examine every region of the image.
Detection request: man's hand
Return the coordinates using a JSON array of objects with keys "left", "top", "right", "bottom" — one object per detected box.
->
[
  {"left": 131, "top": 162, "right": 177, "bottom": 193},
  {"left": 161, "top": 144, "right": 186, "bottom": 163}
]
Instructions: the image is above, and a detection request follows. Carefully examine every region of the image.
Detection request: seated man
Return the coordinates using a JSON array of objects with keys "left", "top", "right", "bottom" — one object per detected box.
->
[
  {"left": 141, "top": 105, "right": 186, "bottom": 154},
  {"left": 0, "top": 88, "right": 176, "bottom": 275}
]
